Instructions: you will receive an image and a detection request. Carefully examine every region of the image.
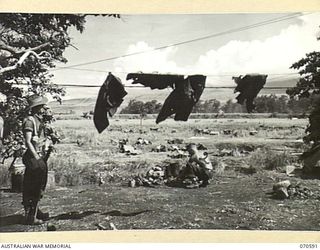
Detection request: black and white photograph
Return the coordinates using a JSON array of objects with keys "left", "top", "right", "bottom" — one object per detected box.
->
[{"left": 0, "top": 5, "right": 320, "bottom": 236}]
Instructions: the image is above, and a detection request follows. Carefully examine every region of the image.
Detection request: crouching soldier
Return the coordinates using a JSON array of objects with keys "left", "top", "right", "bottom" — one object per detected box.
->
[
  {"left": 22, "top": 94, "right": 51, "bottom": 225},
  {"left": 179, "top": 143, "right": 213, "bottom": 188}
]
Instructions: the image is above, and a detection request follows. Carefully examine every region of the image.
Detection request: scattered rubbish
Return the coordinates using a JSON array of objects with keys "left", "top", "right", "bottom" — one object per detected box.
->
[
  {"left": 249, "top": 130, "right": 258, "bottom": 136},
  {"left": 271, "top": 183, "right": 317, "bottom": 200},
  {"left": 272, "top": 180, "right": 291, "bottom": 199},
  {"left": 288, "top": 185, "right": 315, "bottom": 199},
  {"left": 167, "top": 150, "right": 188, "bottom": 159},
  {"left": 151, "top": 145, "right": 167, "bottom": 152},
  {"left": 76, "top": 139, "right": 85, "bottom": 147},
  {"left": 168, "top": 145, "right": 181, "bottom": 151},
  {"left": 118, "top": 138, "right": 129, "bottom": 145},
  {"left": 194, "top": 128, "right": 220, "bottom": 136},
  {"left": 81, "top": 112, "right": 92, "bottom": 120},
  {"left": 213, "top": 148, "right": 248, "bottom": 157},
  {"left": 135, "top": 137, "right": 152, "bottom": 145},
  {"left": 123, "top": 129, "right": 134, "bottom": 133},
  {"left": 120, "top": 144, "right": 140, "bottom": 155},
  {"left": 232, "top": 130, "right": 239, "bottom": 137},
  {"left": 129, "top": 166, "right": 165, "bottom": 187},
  {"left": 223, "top": 129, "right": 232, "bottom": 135},
  {"left": 182, "top": 177, "right": 200, "bottom": 189},
  {"left": 209, "top": 131, "right": 220, "bottom": 136},
  {"left": 122, "top": 144, "right": 135, "bottom": 153},
  {"left": 286, "top": 165, "right": 298, "bottom": 176},
  {"left": 167, "top": 138, "right": 184, "bottom": 144}
]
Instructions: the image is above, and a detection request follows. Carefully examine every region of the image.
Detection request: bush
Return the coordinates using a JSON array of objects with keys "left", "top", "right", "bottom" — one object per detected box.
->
[{"left": 247, "top": 148, "right": 295, "bottom": 171}]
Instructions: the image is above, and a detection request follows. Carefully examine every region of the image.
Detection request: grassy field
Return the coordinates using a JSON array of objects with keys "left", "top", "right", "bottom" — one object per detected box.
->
[
  {"left": 46, "top": 117, "right": 307, "bottom": 184},
  {"left": 1, "top": 116, "right": 320, "bottom": 232}
]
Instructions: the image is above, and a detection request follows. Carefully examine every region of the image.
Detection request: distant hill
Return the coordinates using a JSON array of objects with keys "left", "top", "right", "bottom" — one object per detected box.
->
[{"left": 50, "top": 77, "right": 298, "bottom": 115}]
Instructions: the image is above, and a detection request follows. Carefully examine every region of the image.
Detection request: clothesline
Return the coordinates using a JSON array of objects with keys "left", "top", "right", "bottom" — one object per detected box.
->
[
  {"left": 50, "top": 67, "right": 300, "bottom": 77},
  {"left": 55, "top": 83, "right": 294, "bottom": 90}
]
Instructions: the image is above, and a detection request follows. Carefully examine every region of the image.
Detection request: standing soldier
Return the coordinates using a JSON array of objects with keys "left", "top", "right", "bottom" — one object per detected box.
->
[{"left": 22, "top": 94, "right": 50, "bottom": 225}]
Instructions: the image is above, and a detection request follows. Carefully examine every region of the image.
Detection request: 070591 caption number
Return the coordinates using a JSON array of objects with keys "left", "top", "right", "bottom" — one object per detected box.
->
[{"left": 300, "top": 244, "right": 318, "bottom": 248}]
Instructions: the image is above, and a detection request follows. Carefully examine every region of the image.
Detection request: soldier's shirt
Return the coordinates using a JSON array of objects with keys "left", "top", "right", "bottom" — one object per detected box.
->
[{"left": 23, "top": 115, "right": 46, "bottom": 153}]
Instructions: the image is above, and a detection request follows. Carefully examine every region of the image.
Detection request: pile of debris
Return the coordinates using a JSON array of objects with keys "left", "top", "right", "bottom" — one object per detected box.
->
[
  {"left": 271, "top": 180, "right": 317, "bottom": 200},
  {"left": 135, "top": 137, "right": 152, "bottom": 146},
  {"left": 194, "top": 128, "right": 220, "bottom": 136},
  {"left": 288, "top": 185, "right": 315, "bottom": 199},
  {"left": 151, "top": 145, "right": 167, "bottom": 152},
  {"left": 167, "top": 150, "right": 189, "bottom": 159},
  {"left": 150, "top": 127, "right": 160, "bottom": 132},
  {"left": 151, "top": 144, "right": 183, "bottom": 153},
  {"left": 128, "top": 166, "right": 165, "bottom": 187},
  {"left": 272, "top": 180, "right": 291, "bottom": 199},
  {"left": 194, "top": 128, "right": 242, "bottom": 137},
  {"left": 222, "top": 129, "right": 240, "bottom": 137},
  {"left": 167, "top": 138, "right": 184, "bottom": 144},
  {"left": 118, "top": 139, "right": 140, "bottom": 155},
  {"left": 128, "top": 161, "right": 211, "bottom": 189}
]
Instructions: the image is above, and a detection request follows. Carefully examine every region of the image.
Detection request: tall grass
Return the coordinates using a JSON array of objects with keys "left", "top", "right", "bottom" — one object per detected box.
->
[{"left": 246, "top": 148, "right": 296, "bottom": 171}]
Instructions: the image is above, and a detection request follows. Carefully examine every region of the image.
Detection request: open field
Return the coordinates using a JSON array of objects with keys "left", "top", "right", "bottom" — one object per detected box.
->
[{"left": 1, "top": 116, "right": 320, "bottom": 232}]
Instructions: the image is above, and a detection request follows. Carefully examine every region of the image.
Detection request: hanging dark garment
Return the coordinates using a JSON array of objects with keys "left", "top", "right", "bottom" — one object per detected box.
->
[
  {"left": 126, "top": 73, "right": 206, "bottom": 123},
  {"left": 126, "top": 73, "right": 184, "bottom": 89},
  {"left": 156, "top": 75, "right": 206, "bottom": 123},
  {"left": 233, "top": 74, "right": 268, "bottom": 113},
  {"left": 94, "top": 73, "right": 127, "bottom": 133}
]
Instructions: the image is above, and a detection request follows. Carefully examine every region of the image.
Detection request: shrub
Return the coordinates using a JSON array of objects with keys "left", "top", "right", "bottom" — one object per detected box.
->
[{"left": 247, "top": 148, "right": 295, "bottom": 171}]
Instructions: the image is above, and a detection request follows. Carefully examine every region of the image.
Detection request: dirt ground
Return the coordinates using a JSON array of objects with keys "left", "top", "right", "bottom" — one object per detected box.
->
[{"left": 1, "top": 117, "right": 320, "bottom": 232}]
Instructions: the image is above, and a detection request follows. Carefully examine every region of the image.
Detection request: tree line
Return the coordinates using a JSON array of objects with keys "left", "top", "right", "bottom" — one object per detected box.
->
[{"left": 120, "top": 94, "right": 313, "bottom": 115}]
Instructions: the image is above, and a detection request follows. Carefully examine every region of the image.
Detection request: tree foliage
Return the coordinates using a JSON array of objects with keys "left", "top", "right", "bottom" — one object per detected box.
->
[
  {"left": 286, "top": 29, "right": 320, "bottom": 145},
  {"left": 193, "top": 99, "right": 221, "bottom": 113},
  {"left": 0, "top": 14, "right": 118, "bottom": 161},
  {"left": 120, "top": 96, "right": 310, "bottom": 115},
  {"left": 286, "top": 51, "right": 320, "bottom": 99},
  {"left": 120, "top": 100, "right": 162, "bottom": 114}
]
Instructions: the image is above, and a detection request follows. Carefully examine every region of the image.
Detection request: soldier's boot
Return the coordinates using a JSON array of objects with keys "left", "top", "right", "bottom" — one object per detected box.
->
[
  {"left": 24, "top": 203, "right": 44, "bottom": 225},
  {"left": 36, "top": 208, "right": 49, "bottom": 221}
]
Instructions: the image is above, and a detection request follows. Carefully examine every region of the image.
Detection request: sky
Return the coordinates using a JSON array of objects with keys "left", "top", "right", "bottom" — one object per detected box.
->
[{"left": 50, "top": 13, "right": 320, "bottom": 99}]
